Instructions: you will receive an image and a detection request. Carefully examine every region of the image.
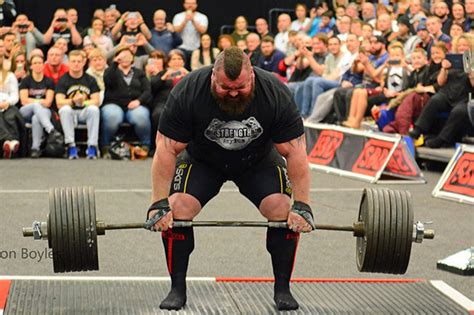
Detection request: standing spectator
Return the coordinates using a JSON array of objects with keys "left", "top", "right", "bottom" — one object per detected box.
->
[
  {"left": 257, "top": 36, "right": 286, "bottom": 76},
  {"left": 291, "top": 4, "right": 310, "bottom": 32},
  {"left": 112, "top": 11, "right": 152, "bottom": 56},
  {"left": 104, "top": 7, "right": 119, "bottom": 40},
  {"left": 191, "top": 33, "right": 219, "bottom": 71},
  {"left": 245, "top": 32, "right": 261, "bottom": 66},
  {"left": 217, "top": 34, "right": 234, "bottom": 51},
  {"left": 230, "top": 16, "right": 250, "bottom": 44},
  {"left": 11, "top": 50, "right": 26, "bottom": 83},
  {"left": 150, "top": 9, "right": 182, "bottom": 55},
  {"left": 86, "top": 48, "right": 107, "bottom": 105},
  {"left": 83, "top": 18, "right": 114, "bottom": 54},
  {"left": 56, "top": 50, "right": 101, "bottom": 159},
  {"left": 426, "top": 16, "right": 451, "bottom": 46},
  {"left": 43, "top": 47, "right": 68, "bottom": 85},
  {"left": 67, "top": 8, "right": 83, "bottom": 35},
  {"left": 0, "top": 0, "right": 16, "bottom": 27},
  {"left": 396, "top": 16, "right": 414, "bottom": 45},
  {"left": 305, "top": 2, "right": 334, "bottom": 36},
  {"left": 43, "top": 8, "right": 82, "bottom": 51},
  {"left": 274, "top": 14, "right": 291, "bottom": 54},
  {"left": 19, "top": 54, "right": 57, "bottom": 158},
  {"left": 12, "top": 14, "right": 44, "bottom": 59},
  {"left": 255, "top": 17, "right": 273, "bottom": 38},
  {"left": 53, "top": 37, "right": 69, "bottom": 63},
  {"left": 173, "top": 0, "right": 208, "bottom": 67},
  {"left": 101, "top": 46, "right": 152, "bottom": 157}
]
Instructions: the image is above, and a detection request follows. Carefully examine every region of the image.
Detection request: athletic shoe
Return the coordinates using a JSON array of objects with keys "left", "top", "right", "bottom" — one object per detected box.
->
[
  {"left": 30, "top": 149, "right": 41, "bottom": 158},
  {"left": 86, "top": 146, "right": 98, "bottom": 159},
  {"left": 3, "top": 140, "right": 19, "bottom": 159},
  {"left": 68, "top": 146, "right": 79, "bottom": 160}
]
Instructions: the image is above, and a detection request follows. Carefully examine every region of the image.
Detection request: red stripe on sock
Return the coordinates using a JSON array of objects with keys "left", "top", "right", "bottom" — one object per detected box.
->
[
  {"left": 167, "top": 236, "right": 173, "bottom": 274},
  {"left": 0, "top": 280, "right": 11, "bottom": 311}
]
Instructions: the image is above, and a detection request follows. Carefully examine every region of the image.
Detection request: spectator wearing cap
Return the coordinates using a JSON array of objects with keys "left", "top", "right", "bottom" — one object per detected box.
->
[
  {"left": 396, "top": 16, "right": 414, "bottom": 44},
  {"left": 274, "top": 13, "right": 292, "bottom": 54},
  {"left": 150, "top": 9, "right": 182, "bottom": 55},
  {"left": 427, "top": 16, "right": 451, "bottom": 47},
  {"left": 173, "top": 0, "right": 208, "bottom": 68},
  {"left": 415, "top": 21, "right": 434, "bottom": 59},
  {"left": 101, "top": 46, "right": 152, "bottom": 157},
  {"left": 433, "top": 2, "right": 452, "bottom": 35}
]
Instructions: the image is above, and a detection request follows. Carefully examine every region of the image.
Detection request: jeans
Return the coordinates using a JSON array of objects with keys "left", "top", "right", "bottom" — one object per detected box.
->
[
  {"left": 100, "top": 103, "right": 151, "bottom": 146},
  {"left": 19, "top": 103, "right": 53, "bottom": 150},
  {"left": 59, "top": 105, "right": 100, "bottom": 147},
  {"left": 295, "top": 77, "right": 339, "bottom": 118}
]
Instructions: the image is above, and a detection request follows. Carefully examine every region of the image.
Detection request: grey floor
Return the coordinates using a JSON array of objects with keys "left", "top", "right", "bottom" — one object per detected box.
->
[{"left": 0, "top": 159, "right": 472, "bottom": 303}]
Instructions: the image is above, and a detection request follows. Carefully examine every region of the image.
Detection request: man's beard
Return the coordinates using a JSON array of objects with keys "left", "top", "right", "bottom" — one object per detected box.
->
[
  {"left": 435, "top": 13, "right": 447, "bottom": 20},
  {"left": 211, "top": 84, "right": 255, "bottom": 116}
]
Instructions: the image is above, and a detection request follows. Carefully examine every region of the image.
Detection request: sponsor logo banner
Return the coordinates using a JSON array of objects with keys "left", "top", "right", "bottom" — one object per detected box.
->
[{"left": 441, "top": 152, "right": 474, "bottom": 197}]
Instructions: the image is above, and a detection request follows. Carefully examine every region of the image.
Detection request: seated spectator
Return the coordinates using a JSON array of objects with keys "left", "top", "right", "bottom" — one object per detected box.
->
[
  {"left": 335, "top": 15, "right": 352, "bottom": 42},
  {"left": 350, "top": 19, "right": 363, "bottom": 38},
  {"left": 236, "top": 39, "right": 247, "bottom": 51},
  {"left": 56, "top": 50, "right": 101, "bottom": 159},
  {"left": 11, "top": 50, "right": 27, "bottom": 84},
  {"left": 191, "top": 33, "right": 219, "bottom": 71},
  {"left": 375, "top": 13, "right": 398, "bottom": 43},
  {"left": 346, "top": 3, "right": 360, "bottom": 20},
  {"left": 44, "top": 46, "right": 68, "bottom": 85},
  {"left": 53, "top": 37, "right": 69, "bottom": 63},
  {"left": 415, "top": 21, "right": 434, "bottom": 59},
  {"left": 93, "top": 8, "right": 105, "bottom": 21},
  {"left": 295, "top": 36, "right": 350, "bottom": 118},
  {"left": 145, "top": 50, "right": 166, "bottom": 79},
  {"left": 255, "top": 17, "right": 273, "bottom": 38},
  {"left": 290, "top": 3, "right": 310, "bottom": 32},
  {"left": 112, "top": 11, "right": 152, "bottom": 56},
  {"left": 3, "top": 31, "right": 19, "bottom": 63},
  {"left": 274, "top": 13, "right": 291, "bottom": 53},
  {"left": 450, "top": 22, "right": 464, "bottom": 39},
  {"left": 83, "top": 18, "right": 114, "bottom": 54},
  {"left": 433, "top": 2, "right": 452, "bottom": 35},
  {"left": 82, "top": 41, "right": 96, "bottom": 59},
  {"left": 150, "top": 9, "right": 183, "bottom": 55},
  {"left": 101, "top": 46, "right": 152, "bottom": 158},
  {"left": 427, "top": 15, "right": 451, "bottom": 46},
  {"left": 86, "top": 48, "right": 107, "bottom": 105},
  {"left": 245, "top": 32, "right": 261, "bottom": 66},
  {"left": 451, "top": 3, "right": 466, "bottom": 28},
  {"left": 396, "top": 16, "right": 414, "bottom": 45},
  {"left": 383, "top": 45, "right": 444, "bottom": 134},
  {"left": 106, "top": 33, "right": 156, "bottom": 70},
  {"left": 43, "top": 8, "right": 82, "bottom": 51},
  {"left": 306, "top": 2, "right": 334, "bottom": 36},
  {"left": 0, "top": 38, "right": 22, "bottom": 159},
  {"left": 11, "top": 14, "right": 44, "bottom": 59},
  {"left": 409, "top": 34, "right": 474, "bottom": 147},
  {"left": 160, "top": 49, "right": 189, "bottom": 84},
  {"left": 217, "top": 34, "right": 235, "bottom": 51},
  {"left": 406, "top": 0, "right": 426, "bottom": 29},
  {"left": 19, "top": 54, "right": 58, "bottom": 158},
  {"left": 361, "top": 22, "right": 374, "bottom": 41},
  {"left": 257, "top": 36, "right": 286, "bottom": 77},
  {"left": 230, "top": 16, "right": 250, "bottom": 44},
  {"left": 465, "top": 0, "right": 474, "bottom": 32}
]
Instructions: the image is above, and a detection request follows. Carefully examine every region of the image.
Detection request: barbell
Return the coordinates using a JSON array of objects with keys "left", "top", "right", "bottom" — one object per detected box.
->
[{"left": 22, "top": 186, "right": 434, "bottom": 274}]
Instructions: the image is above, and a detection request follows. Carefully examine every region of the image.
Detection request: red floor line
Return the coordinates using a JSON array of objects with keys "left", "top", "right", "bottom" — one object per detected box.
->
[
  {"left": 0, "top": 280, "right": 11, "bottom": 312},
  {"left": 215, "top": 277, "right": 425, "bottom": 283}
]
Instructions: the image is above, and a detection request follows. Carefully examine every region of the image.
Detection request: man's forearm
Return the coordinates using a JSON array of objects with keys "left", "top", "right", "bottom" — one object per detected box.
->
[{"left": 287, "top": 153, "right": 311, "bottom": 204}]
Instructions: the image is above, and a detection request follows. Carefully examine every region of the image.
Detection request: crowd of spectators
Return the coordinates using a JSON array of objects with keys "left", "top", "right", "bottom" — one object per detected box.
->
[{"left": 0, "top": 0, "right": 473, "bottom": 159}]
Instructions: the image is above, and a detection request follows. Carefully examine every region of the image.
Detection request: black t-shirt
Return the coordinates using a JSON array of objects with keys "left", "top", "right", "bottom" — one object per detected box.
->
[
  {"left": 55, "top": 73, "right": 100, "bottom": 109},
  {"left": 440, "top": 69, "right": 473, "bottom": 103},
  {"left": 159, "top": 66, "right": 304, "bottom": 173},
  {"left": 19, "top": 75, "right": 55, "bottom": 99},
  {"left": 52, "top": 28, "right": 76, "bottom": 51}
]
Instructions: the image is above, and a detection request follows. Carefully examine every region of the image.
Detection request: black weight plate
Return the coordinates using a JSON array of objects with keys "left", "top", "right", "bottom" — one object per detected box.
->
[
  {"left": 59, "top": 187, "right": 71, "bottom": 272},
  {"left": 391, "top": 190, "right": 404, "bottom": 274},
  {"left": 373, "top": 188, "right": 386, "bottom": 273},
  {"left": 82, "top": 187, "right": 99, "bottom": 271},
  {"left": 64, "top": 187, "right": 76, "bottom": 272},
  {"left": 386, "top": 189, "right": 398, "bottom": 274},
  {"left": 357, "top": 188, "right": 378, "bottom": 272},
  {"left": 87, "top": 186, "right": 99, "bottom": 271},
  {"left": 76, "top": 187, "right": 88, "bottom": 272},
  {"left": 395, "top": 189, "right": 408, "bottom": 275},
  {"left": 399, "top": 190, "right": 414, "bottom": 274},
  {"left": 356, "top": 189, "right": 369, "bottom": 271},
  {"left": 54, "top": 187, "right": 66, "bottom": 273},
  {"left": 49, "top": 188, "right": 62, "bottom": 272},
  {"left": 70, "top": 187, "right": 82, "bottom": 272}
]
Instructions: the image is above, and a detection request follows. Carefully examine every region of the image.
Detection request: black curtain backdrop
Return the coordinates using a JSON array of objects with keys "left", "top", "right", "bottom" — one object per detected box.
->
[{"left": 15, "top": 0, "right": 317, "bottom": 41}]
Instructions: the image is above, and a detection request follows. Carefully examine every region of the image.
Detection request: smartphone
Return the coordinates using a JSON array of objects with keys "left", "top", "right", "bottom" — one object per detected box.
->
[
  {"left": 126, "top": 37, "right": 137, "bottom": 44},
  {"left": 17, "top": 65, "right": 23, "bottom": 72},
  {"left": 445, "top": 53, "right": 464, "bottom": 70},
  {"left": 57, "top": 17, "right": 68, "bottom": 22},
  {"left": 388, "top": 60, "right": 401, "bottom": 65},
  {"left": 305, "top": 46, "right": 313, "bottom": 51},
  {"left": 109, "top": 4, "right": 116, "bottom": 10},
  {"left": 128, "top": 12, "right": 137, "bottom": 19},
  {"left": 169, "top": 71, "right": 182, "bottom": 78},
  {"left": 18, "top": 24, "right": 28, "bottom": 29}
]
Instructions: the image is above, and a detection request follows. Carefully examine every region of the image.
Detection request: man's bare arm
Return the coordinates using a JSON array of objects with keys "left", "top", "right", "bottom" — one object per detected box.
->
[
  {"left": 151, "top": 132, "right": 188, "bottom": 203},
  {"left": 274, "top": 134, "right": 310, "bottom": 204}
]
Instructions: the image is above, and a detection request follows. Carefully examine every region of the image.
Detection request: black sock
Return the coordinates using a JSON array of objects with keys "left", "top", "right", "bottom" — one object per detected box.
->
[
  {"left": 159, "top": 226, "right": 194, "bottom": 310},
  {"left": 409, "top": 127, "right": 422, "bottom": 139},
  {"left": 266, "top": 227, "right": 300, "bottom": 310}
]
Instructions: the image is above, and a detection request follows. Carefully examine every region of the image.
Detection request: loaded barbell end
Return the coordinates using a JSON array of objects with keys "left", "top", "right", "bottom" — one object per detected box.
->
[{"left": 413, "top": 221, "right": 435, "bottom": 243}]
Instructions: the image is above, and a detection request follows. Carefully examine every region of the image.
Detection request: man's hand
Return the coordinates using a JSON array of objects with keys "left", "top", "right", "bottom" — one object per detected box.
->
[
  {"left": 128, "top": 100, "right": 140, "bottom": 109},
  {"left": 73, "top": 93, "right": 85, "bottom": 106},
  {"left": 148, "top": 210, "right": 173, "bottom": 231},
  {"left": 441, "top": 59, "right": 452, "bottom": 70},
  {"left": 0, "top": 101, "right": 9, "bottom": 110},
  {"left": 287, "top": 211, "right": 312, "bottom": 233}
]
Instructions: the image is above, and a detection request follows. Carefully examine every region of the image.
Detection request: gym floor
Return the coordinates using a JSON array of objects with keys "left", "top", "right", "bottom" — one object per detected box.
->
[{"left": 0, "top": 159, "right": 472, "bottom": 303}]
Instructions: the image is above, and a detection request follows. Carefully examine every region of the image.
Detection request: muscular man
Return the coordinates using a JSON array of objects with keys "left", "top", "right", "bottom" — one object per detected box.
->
[{"left": 146, "top": 47, "right": 314, "bottom": 311}]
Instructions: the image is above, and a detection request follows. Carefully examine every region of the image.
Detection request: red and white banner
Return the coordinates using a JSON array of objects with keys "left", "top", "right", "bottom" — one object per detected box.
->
[
  {"left": 0, "top": 280, "right": 11, "bottom": 315},
  {"left": 433, "top": 145, "right": 474, "bottom": 204},
  {"left": 305, "top": 123, "right": 425, "bottom": 184}
]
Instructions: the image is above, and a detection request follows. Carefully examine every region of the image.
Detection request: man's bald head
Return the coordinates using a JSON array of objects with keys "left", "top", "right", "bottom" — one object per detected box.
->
[{"left": 214, "top": 46, "right": 252, "bottom": 80}]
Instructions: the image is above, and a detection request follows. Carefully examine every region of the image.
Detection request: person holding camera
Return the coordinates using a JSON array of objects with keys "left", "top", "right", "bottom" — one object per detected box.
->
[
  {"left": 150, "top": 10, "right": 183, "bottom": 55},
  {"left": 111, "top": 11, "right": 151, "bottom": 56},
  {"left": 83, "top": 17, "right": 114, "bottom": 54},
  {"left": 43, "top": 8, "right": 82, "bottom": 51},
  {"left": 100, "top": 46, "right": 152, "bottom": 158},
  {"left": 11, "top": 14, "right": 44, "bottom": 59}
]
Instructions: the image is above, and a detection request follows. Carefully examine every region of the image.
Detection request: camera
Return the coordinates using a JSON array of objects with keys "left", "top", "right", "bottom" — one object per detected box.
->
[
  {"left": 126, "top": 37, "right": 137, "bottom": 44},
  {"left": 18, "top": 24, "right": 29, "bottom": 29},
  {"left": 57, "top": 17, "right": 68, "bottom": 22},
  {"left": 128, "top": 12, "right": 137, "bottom": 19},
  {"left": 388, "top": 60, "right": 401, "bottom": 65},
  {"left": 169, "top": 71, "right": 182, "bottom": 78}
]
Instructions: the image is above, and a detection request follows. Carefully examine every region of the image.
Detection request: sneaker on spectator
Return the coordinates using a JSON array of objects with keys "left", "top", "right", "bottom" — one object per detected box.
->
[
  {"left": 86, "top": 146, "right": 98, "bottom": 159},
  {"left": 68, "top": 145, "right": 79, "bottom": 160},
  {"left": 3, "top": 140, "right": 19, "bottom": 159},
  {"left": 30, "top": 149, "right": 41, "bottom": 158}
]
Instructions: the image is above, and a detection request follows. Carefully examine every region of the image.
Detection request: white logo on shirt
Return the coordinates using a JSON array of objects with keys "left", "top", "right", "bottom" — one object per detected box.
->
[{"left": 204, "top": 117, "right": 263, "bottom": 150}]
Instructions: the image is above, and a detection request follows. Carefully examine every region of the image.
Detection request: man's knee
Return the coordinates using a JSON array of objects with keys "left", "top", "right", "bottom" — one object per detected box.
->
[
  {"left": 259, "top": 193, "right": 291, "bottom": 221},
  {"left": 59, "top": 105, "right": 73, "bottom": 117},
  {"left": 87, "top": 105, "right": 100, "bottom": 117},
  {"left": 169, "top": 193, "right": 201, "bottom": 220}
]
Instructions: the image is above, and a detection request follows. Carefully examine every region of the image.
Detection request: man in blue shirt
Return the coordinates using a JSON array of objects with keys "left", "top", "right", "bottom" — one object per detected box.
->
[{"left": 150, "top": 10, "right": 183, "bottom": 55}]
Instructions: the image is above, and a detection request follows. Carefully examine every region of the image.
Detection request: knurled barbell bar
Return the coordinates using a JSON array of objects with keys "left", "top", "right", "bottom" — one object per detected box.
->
[{"left": 22, "top": 186, "right": 434, "bottom": 274}]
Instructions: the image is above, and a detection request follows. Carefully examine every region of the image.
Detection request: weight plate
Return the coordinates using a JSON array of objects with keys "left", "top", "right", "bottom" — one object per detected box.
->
[
  {"left": 356, "top": 189, "right": 368, "bottom": 271},
  {"left": 49, "top": 188, "right": 61, "bottom": 272},
  {"left": 386, "top": 189, "right": 398, "bottom": 274},
  {"left": 55, "top": 187, "right": 66, "bottom": 273},
  {"left": 87, "top": 186, "right": 99, "bottom": 271},
  {"left": 82, "top": 186, "right": 99, "bottom": 271},
  {"left": 399, "top": 190, "right": 414, "bottom": 274},
  {"left": 70, "top": 187, "right": 82, "bottom": 271},
  {"left": 374, "top": 188, "right": 387, "bottom": 273},
  {"left": 76, "top": 187, "right": 88, "bottom": 272},
  {"left": 64, "top": 187, "right": 76, "bottom": 272},
  {"left": 356, "top": 188, "right": 378, "bottom": 272}
]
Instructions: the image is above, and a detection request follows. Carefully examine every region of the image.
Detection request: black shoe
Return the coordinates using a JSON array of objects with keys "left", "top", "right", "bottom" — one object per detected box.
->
[
  {"left": 425, "top": 137, "right": 450, "bottom": 148},
  {"left": 408, "top": 128, "right": 422, "bottom": 140},
  {"left": 30, "top": 149, "right": 41, "bottom": 158}
]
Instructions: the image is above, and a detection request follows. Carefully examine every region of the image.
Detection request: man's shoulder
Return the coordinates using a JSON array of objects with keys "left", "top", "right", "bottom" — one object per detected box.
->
[{"left": 171, "top": 66, "right": 212, "bottom": 98}]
